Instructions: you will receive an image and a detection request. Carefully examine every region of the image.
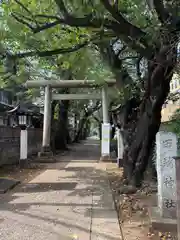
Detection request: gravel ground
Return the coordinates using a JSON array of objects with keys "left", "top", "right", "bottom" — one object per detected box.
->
[{"left": 106, "top": 163, "right": 177, "bottom": 240}]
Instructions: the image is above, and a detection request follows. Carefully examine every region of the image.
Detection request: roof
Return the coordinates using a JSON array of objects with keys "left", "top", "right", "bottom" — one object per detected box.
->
[{"left": 7, "top": 103, "right": 42, "bottom": 116}]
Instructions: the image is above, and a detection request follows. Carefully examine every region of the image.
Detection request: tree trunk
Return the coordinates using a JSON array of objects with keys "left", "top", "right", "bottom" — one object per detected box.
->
[
  {"left": 92, "top": 115, "right": 102, "bottom": 139},
  {"left": 123, "top": 43, "right": 177, "bottom": 187},
  {"left": 53, "top": 70, "right": 72, "bottom": 150},
  {"left": 110, "top": 114, "right": 116, "bottom": 139},
  {"left": 98, "top": 122, "right": 102, "bottom": 140},
  {"left": 54, "top": 100, "right": 70, "bottom": 150},
  {"left": 82, "top": 119, "right": 90, "bottom": 139},
  {"left": 66, "top": 130, "right": 72, "bottom": 144},
  {"left": 74, "top": 116, "right": 87, "bottom": 142},
  {"left": 50, "top": 100, "right": 57, "bottom": 153},
  {"left": 145, "top": 140, "right": 157, "bottom": 182}
]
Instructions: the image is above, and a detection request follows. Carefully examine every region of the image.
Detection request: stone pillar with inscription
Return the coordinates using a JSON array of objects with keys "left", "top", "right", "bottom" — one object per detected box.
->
[
  {"left": 174, "top": 156, "right": 180, "bottom": 239},
  {"left": 156, "top": 131, "right": 177, "bottom": 218}
]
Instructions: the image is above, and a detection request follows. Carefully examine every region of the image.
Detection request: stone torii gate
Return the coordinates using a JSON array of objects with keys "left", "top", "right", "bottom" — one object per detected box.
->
[{"left": 25, "top": 79, "right": 116, "bottom": 160}]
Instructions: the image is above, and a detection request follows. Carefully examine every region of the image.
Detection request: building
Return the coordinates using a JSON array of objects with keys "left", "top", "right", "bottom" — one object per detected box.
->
[
  {"left": 170, "top": 74, "right": 180, "bottom": 93},
  {"left": 7, "top": 103, "right": 43, "bottom": 128},
  {"left": 0, "top": 88, "right": 43, "bottom": 127},
  {"left": 0, "top": 89, "right": 15, "bottom": 125},
  {"left": 161, "top": 73, "right": 180, "bottom": 122}
]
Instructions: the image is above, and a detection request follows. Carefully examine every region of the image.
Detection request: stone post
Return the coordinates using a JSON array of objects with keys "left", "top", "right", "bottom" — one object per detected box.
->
[
  {"left": 20, "top": 128, "right": 28, "bottom": 167},
  {"left": 101, "top": 86, "right": 111, "bottom": 160},
  {"left": 156, "top": 132, "right": 177, "bottom": 218},
  {"left": 101, "top": 123, "right": 111, "bottom": 159},
  {"left": 117, "top": 128, "right": 124, "bottom": 167}
]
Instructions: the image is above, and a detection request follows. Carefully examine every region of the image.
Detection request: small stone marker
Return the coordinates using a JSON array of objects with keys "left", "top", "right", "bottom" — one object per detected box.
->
[
  {"left": 117, "top": 129, "right": 123, "bottom": 158},
  {"left": 101, "top": 123, "right": 111, "bottom": 158},
  {"left": 156, "top": 131, "right": 177, "bottom": 218},
  {"left": 116, "top": 128, "right": 124, "bottom": 167}
]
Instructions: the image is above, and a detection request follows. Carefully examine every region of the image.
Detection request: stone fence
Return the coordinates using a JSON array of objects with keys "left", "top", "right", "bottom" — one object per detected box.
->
[{"left": 0, "top": 127, "right": 42, "bottom": 166}]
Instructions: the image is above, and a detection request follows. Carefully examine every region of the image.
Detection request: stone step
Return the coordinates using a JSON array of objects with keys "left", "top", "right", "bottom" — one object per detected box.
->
[
  {"left": 0, "top": 178, "right": 20, "bottom": 194},
  {"left": 33, "top": 156, "right": 56, "bottom": 163},
  {"left": 100, "top": 156, "right": 115, "bottom": 162},
  {"left": 149, "top": 206, "right": 177, "bottom": 233}
]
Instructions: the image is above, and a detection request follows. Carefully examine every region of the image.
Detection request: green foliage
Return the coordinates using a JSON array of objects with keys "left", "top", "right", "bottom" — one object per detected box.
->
[
  {"left": 1, "top": 0, "right": 160, "bottom": 59},
  {"left": 2, "top": 0, "right": 91, "bottom": 54}
]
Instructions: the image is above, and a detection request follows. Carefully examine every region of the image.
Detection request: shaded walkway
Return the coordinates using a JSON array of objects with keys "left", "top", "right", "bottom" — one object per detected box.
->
[
  {"left": 0, "top": 140, "right": 121, "bottom": 240},
  {"left": 60, "top": 139, "right": 101, "bottom": 161}
]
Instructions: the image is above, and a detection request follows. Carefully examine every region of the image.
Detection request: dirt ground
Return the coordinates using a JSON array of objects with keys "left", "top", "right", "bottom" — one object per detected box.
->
[
  {"left": 0, "top": 162, "right": 46, "bottom": 184},
  {"left": 106, "top": 163, "right": 177, "bottom": 240}
]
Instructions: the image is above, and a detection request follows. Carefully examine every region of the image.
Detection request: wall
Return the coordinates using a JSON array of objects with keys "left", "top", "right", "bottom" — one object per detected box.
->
[
  {"left": 0, "top": 127, "right": 42, "bottom": 166},
  {"left": 161, "top": 73, "right": 180, "bottom": 122},
  {"left": 170, "top": 73, "right": 180, "bottom": 93},
  {"left": 161, "top": 103, "right": 180, "bottom": 122},
  {"left": 28, "top": 128, "right": 42, "bottom": 156},
  {"left": 0, "top": 89, "right": 13, "bottom": 106}
]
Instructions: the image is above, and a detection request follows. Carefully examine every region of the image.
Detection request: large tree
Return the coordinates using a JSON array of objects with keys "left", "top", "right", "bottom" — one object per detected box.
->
[
  {"left": 2, "top": 0, "right": 180, "bottom": 187},
  {"left": 1, "top": 4, "right": 113, "bottom": 150}
]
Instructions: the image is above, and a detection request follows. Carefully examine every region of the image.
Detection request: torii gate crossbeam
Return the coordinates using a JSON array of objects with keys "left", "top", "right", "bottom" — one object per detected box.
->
[
  {"left": 25, "top": 79, "right": 116, "bottom": 88},
  {"left": 52, "top": 93, "right": 102, "bottom": 100}
]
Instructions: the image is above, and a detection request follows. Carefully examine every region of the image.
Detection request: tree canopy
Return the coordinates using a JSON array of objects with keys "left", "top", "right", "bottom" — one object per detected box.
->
[
  {"left": 2, "top": 0, "right": 179, "bottom": 58},
  {"left": 1, "top": 0, "right": 179, "bottom": 106}
]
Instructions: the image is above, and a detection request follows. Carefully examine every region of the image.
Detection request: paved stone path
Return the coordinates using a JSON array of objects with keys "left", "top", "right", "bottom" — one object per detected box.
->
[{"left": 0, "top": 140, "right": 121, "bottom": 240}]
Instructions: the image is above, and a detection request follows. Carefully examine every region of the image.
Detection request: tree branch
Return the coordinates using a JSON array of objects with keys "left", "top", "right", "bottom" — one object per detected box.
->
[
  {"left": 99, "top": 40, "right": 133, "bottom": 89},
  {"left": 53, "top": 0, "right": 95, "bottom": 28},
  {"left": 32, "top": 15, "right": 97, "bottom": 33},
  {"left": 33, "top": 20, "right": 61, "bottom": 33},
  {"left": 11, "top": 13, "right": 35, "bottom": 31},
  {"left": 12, "top": 12, "right": 96, "bottom": 33},
  {"left": 99, "top": 1, "right": 153, "bottom": 57},
  {"left": 14, "top": 0, "right": 32, "bottom": 16},
  {"left": 105, "top": 21, "right": 152, "bottom": 58},
  {"left": 13, "top": 11, "right": 34, "bottom": 22},
  {"left": 54, "top": 0, "right": 69, "bottom": 16},
  {"left": 92, "top": 114, "right": 101, "bottom": 123},
  {"left": 136, "top": 56, "right": 143, "bottom": 78},
  {"left": 13, "top": 41, "right": 89, "bottom": 59},
  {"left": 12, "top": 0, "right": 153, "bottom": 57},
  {"left": 89, "top": 101, "right": 102, "bottom": 115},
  {"left": 100, "top": 0, "right": 147, "bottom": 41},
  {"left": 14, "top": 0, "right": 39, "bottom": 25},
  {"left": 35, "top": 14, "right": 60, "bottom": 20},
  {"left": 153, "top": 0, "right": 171, "bottom": 24}
]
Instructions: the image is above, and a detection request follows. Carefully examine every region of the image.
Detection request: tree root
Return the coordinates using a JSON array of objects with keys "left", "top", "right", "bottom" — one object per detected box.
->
[{"left": 118, "top": 185, "right": 137, "bottom": 194}]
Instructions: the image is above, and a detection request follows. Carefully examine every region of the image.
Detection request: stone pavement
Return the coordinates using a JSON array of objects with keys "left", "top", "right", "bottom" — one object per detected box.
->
[{"left": 0, "top": 140, "right": 121, "bottom": 240}]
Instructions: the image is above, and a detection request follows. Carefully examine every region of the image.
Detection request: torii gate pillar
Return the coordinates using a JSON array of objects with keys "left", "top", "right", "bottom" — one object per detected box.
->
[
  {"left": 38, "top": 85, "right": 52, "bottom": 157},
  {"left": 100, "top": 86, "right": 111, "bottom": 161}
]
